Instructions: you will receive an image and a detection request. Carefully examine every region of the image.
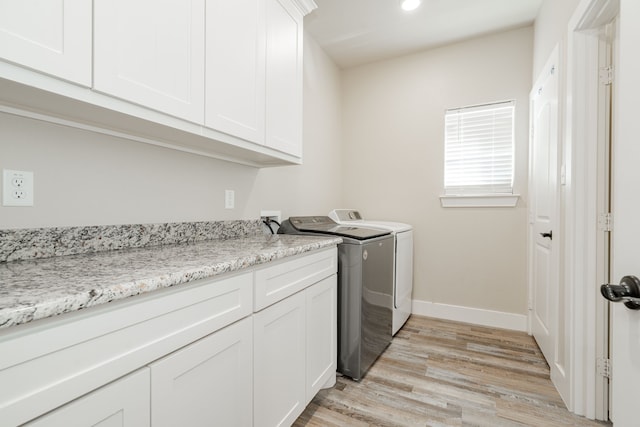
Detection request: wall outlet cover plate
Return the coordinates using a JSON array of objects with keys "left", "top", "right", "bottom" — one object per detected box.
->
[
  {"left": 225, "top": 189, "right": 235, "bottom": 209},
  {"left": 3, "top": 169, "right": 34, "bottom": 207}
]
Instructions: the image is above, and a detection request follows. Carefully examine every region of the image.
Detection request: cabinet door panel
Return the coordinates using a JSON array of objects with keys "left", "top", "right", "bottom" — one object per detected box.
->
[
  {"left": 206, "top": 0, "right": 265, "bottom": 144},
  {"left": 254, "top": 291, "right": 306, "bottom": 427},
  {"left": 94, "top": 0, "right": 205, "bottom": 123},
  {"left": 25, "top": 369, "right": 150, "bottom": 427},
  {"left": 306, "top": 275, "right": 337, "bottom": 402},
  {"left": 150, "top": 317, "right": 253, "bottom": 427},
  {"left": 0, "top": 0, "right": 91, "bottom": 85},
  {"left": 265, "top": 0, "right": 303, "bottom": 156}
]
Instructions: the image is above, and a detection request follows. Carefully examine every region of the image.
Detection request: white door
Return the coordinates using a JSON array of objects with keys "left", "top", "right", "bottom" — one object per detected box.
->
[
  {"left": 529, "top": 47, "right": 559, "bottom": 369},
  {"left": 93, "top": 0, "right": 205, "bottom": 123},
  {"left": 609, "top": 1, "right": 640, "bottom": 425},
  {"left": 0, "top": 0, "right": 91, "bottom": 85}
]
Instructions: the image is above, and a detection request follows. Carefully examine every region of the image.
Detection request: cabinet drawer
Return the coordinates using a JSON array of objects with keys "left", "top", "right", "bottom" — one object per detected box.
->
[
  {"left": 253, "top": 247, "right": 337, "bottom": 311},
  {"left": 0, "top": 272, "right": 252, "bottom": 427}
]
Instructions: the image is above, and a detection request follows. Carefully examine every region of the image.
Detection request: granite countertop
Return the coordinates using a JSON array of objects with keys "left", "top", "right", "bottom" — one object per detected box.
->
[{"left": 0, "top": 233, "right": 341, "bottom": 330}]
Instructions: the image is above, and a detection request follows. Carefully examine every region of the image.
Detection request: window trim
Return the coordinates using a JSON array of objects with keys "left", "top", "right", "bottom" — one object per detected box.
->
[{"left": 439, "top": 193, "right": 520, "bottom": 208}]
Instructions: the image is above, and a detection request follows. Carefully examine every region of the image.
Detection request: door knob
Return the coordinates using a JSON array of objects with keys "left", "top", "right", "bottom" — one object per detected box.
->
[
  {"left": 540, "top": 231, "right": 553, "bottom": 240},
  {"left": 601, "top": 275, "right": 640, "bottom": 310}
]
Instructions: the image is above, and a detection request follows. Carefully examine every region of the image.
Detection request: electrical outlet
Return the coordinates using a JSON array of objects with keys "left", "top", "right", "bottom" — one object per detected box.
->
[
  {"left": 225, "top": 190, "right": 235, "bottom": 209},
  {"left": 261, "top": 210, "right": 282, "bottom": 234},
  {"left": 260, "top": 210, "right": 282, "bottom": 223},
  {"left": 3, "top": 169, "right": 34, "bottom": 207}
]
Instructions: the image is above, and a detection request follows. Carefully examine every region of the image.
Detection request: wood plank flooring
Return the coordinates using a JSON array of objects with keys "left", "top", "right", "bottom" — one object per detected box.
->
[{"left": 294, "top": 316, "right": 611, "bottom": 427}]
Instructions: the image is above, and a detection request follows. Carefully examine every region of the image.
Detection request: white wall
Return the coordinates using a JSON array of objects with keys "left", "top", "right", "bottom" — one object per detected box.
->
[
  {"left": 533, "top": 0, "right": 582, "bottom": 78},
  {"left": 341, "top": 26, "right": 533, "bottom": 323},
  {"left": 0, "top": 34, "right": 342, "bottom": 229},
  {"left": 249, "top": 33, "right": 343, "bottom": 219}
]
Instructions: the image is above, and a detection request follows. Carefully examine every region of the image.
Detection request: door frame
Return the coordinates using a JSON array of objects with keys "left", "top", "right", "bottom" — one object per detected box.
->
[{"left": 563, "top": 0, "right": 619, "bottom": 420}]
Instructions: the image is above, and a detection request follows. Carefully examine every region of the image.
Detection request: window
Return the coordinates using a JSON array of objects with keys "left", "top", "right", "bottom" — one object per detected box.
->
[{"left": 443, "top": 100, "right": 515, "bottom": 196}]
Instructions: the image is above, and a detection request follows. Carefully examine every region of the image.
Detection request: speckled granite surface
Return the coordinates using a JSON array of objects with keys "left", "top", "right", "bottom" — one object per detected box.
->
[
  {"left": 0, "top": 220, "right": 264, "bottom": 262},
  {"left": 0, "top": 233, "right": 341, "bottom": 330}
]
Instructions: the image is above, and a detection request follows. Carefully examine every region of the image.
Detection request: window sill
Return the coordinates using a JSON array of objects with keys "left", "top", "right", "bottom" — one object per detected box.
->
[{"left": 439, "top": 194, "right": 520, "bottom": 208}]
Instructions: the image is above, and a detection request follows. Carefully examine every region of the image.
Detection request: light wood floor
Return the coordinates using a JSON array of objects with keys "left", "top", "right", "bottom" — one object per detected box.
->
[{"left": 294, "top": 316, "right": 611, "bottom": 427}]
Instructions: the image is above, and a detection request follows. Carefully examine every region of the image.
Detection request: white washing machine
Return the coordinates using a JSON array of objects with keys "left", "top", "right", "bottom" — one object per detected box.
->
[{"left": 329, "top": 209, "right": 413, "bottom": 335}]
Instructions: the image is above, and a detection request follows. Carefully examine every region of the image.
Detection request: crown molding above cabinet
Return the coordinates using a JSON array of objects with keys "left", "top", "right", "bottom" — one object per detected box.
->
[
  {"left": 0, "top": 0, "right": 317, "bottom": 168},
  {"left": 291, "top": 0, "right": 319, "bottom": 15}
]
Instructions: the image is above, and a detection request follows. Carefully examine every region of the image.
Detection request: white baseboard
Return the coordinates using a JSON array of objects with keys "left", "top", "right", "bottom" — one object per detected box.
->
[{"left": 411, "top": 299, "right": 527, "bottom": 332}]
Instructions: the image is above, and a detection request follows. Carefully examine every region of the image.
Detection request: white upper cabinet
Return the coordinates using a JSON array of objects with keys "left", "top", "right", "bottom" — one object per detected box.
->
[
  {"left": 265, "top": 0, "right": 304, "bottom": 157},
  {"left": 1, "top": 247, "right": 334, "bottom": 425},
  {"left": 206, "top": 0, "right": 266, "bottom": 145},
  {"left": 93, "top": 0, "right": 205, "bottom": 123},
  {"left": 0, "top": 0, "right": 91, "bottom": 86},
  {"left": 206, "top": 0, "right": 307, "bottom": 157},
  {"left": 0, "top": 0, "right": 316, "bottom": 166}
]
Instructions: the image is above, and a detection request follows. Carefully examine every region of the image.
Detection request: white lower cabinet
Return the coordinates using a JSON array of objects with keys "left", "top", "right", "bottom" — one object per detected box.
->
[
  {"left": 254, "top": 291, "right": 306, "bottom": 427},
  {"left": 25, "top": 368, "right": 150, "bottom": 427},
  {"left": 150, "top": 317, "right": 253, "bottom": 427},
  {"left": 2, "top": 248, "right": 337, "bottom": 427},
  {"left": 305, "top": 276, "right": 338, "bottom": 402},
  {"left": 253, "top": 273, "right": 337, "bottom": 427}
]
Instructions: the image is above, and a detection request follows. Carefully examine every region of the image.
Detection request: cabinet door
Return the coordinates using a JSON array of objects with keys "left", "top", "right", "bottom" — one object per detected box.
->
[
  {"left": 254, "top": 291, "right": 306, "bottom": 427},
  {"left": 206, "top": 0, "right": 266, "bottom": 144},
  {"left": 150, "top": 317, "right": 253, "bottom": 427},
  {"left": 94, "top": 0, "right": 205, "bottom": 123},
  {"left": 0, "top": 0, "right": 91, "bottom": 85},
  {"left": 25, "top": 369, "right": 150, "bottom": 427},
  {"left": 306, "top": 275, "right": 337, "bottom": 403},
  {"left": 265, "top": 0, "right": 304, "bottom": 157}
]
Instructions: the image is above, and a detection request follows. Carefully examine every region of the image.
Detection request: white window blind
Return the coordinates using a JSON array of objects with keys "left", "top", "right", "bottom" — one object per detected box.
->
[{"left": 444, "top": 100, "right": 515, "bottom": 195}]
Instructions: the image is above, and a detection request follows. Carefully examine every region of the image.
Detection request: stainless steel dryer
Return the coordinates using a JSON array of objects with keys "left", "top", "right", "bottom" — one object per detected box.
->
[
  {"left": 329, "top": 209, "right": 413, "bottom": 336},
  {"left": 278, "top": 216, "right": 394, "bottom": 380}
]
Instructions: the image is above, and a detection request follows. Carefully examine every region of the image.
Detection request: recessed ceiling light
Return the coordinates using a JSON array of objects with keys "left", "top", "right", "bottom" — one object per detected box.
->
[{"left": 401, "top": 0, "right": 422, "bottom": 12}]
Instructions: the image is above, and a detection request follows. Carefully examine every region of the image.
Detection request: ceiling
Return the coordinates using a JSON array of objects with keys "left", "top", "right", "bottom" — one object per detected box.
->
[{"left": 304, "top": 0, "right": 543, "bottom": 69}]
